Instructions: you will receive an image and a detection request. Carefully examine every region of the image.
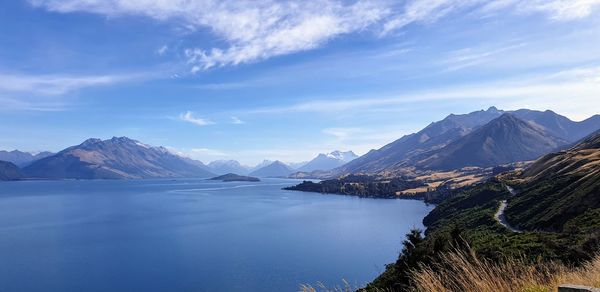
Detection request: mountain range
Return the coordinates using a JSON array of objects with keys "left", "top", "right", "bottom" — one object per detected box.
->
[
  {"left": 413, "top": 113, "right": 569, "bottom": 170},
  {"left": 207, "top": 160, "right": 251, "bottom": 175},
  {"left": 0, "top": 161, "right": 22, "bottom": 181},
  {"left": 0, "top": 150, "right": 54, "bottom": 167},
  {"left": 336, "top": 107, "right": 600, "bottom": 174},
  {"left": 249, "top": 161, "right": 295, "bottom": 178},
  {"left": 298, "top": 150, "right": 358, "bottom": 172},
  {"left": 3, "top": 107, "right": 599, "bottom": 181},
  {"left": 23, "top": 137, "right": 215, "bottom": 179}
]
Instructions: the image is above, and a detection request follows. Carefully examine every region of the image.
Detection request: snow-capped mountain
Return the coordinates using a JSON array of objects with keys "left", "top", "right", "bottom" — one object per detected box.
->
[
  {"left": 298, "top": 150, "right": 358, "bottom": 172},
  {"left": 208, "top": 160, "right": 250, "bottom": 175}
]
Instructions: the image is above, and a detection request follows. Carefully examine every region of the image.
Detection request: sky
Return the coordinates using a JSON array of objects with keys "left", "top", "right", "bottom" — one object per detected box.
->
[{"left": 1, "top": 0, "right": 600, "bottom": 165}]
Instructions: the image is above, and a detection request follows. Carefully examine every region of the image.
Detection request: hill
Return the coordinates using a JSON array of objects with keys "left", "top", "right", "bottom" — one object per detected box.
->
[
  {"left": 502, "top": 131, "right": 600, "bottom": 232},
  {"left": 209, "top": 173, "right": 260, "bottom": 182},
  {"left": 249, "top": 161, "right": 294, "bottom": 178},
  {"left": 0, "top": 161, "right": 23, "bottom": 181},
  {"left": 23, "top": 137, "right": 214, "bottom": 179},
  {"left": 366, "top": 131, "right": 600, "bottom": 291}
]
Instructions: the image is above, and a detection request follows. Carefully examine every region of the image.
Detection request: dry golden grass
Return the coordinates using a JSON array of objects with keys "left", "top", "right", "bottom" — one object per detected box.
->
[
  {"left": 416, "top": 171, "right": 461, "bottom": 181},
  {"left": 411, "top": 249, "right": 600, "bottom": 292}
]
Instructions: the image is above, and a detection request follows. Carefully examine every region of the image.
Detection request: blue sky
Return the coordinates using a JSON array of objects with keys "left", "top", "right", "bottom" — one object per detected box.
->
[{"left": 1, "top": 0, "right": 600, "bottom": 165}]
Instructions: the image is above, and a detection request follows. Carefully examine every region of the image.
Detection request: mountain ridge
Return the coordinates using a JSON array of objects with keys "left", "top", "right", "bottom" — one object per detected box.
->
[
  {"left": 335, "top": 107, "right": 600, "bottom": 175},
  {"left": 249, "top": 160, "right": 295, "bottom": 178},
  {"left": 298, "top": 150, "right": 358, "bottom": 172},
  {"left": 23, "top": 137, "right": 214, "bottom": 179},
  {"left": 413, "top": 113, "right": 569, "bottom": 170}
]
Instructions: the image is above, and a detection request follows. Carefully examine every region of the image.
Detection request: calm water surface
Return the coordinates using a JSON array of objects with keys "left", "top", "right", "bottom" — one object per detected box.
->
[{"left": 0, "top": 178, "right": 433, "bottom": 292}]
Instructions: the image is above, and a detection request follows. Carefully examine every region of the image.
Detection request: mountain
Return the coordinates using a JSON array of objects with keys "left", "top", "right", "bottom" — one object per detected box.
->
[
  {"left": 298, "top": 150, "right": 358, "bottom": 172},
  {"left": 337, "top": 107, "right": 505, "bottom": 174},
  {"left": 511, "top": 109, "right": 600, "bottom": 142},
  {"left": 249, "top": 161, "right": 295, "bottom": 178},
  {"left": 0, "top": 161, "right": 23, "bottom": 181},
  {"left": 23, "top": 137, "right": 214, "bottom": 179},
  {"left": 337, "top": 107, "right": 600, "bottom": 174},
  {"left": 0, "top": 150, "right": 54, "bottom": 167},
  {"left": 250, "top": 160, "right": 274, "bottom": 172},
  {"left": 208, "top": 160, "right": 250, "bottom": 175},
  {"left": 415, "top": 114, "right": 569, "bottom": 170}
]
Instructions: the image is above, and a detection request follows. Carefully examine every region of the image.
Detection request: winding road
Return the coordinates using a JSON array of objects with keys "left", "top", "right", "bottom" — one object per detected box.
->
[{"left": 494, "top": 185, "right": 522, "bottom": 233}]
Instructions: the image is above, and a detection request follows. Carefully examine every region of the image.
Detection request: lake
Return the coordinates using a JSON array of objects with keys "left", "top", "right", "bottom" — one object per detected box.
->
[{"left": 0, "top": 178, "right": 433, "bottom": 292}]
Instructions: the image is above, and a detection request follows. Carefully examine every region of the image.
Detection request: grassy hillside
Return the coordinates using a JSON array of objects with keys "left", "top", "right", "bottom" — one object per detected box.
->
[{"left": 364, "top": 133, "right": 600, "bottom": 291}]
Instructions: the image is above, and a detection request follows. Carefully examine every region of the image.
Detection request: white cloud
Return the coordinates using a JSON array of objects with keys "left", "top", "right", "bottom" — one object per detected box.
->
[
  {"left": 30, "top": 0, "right": 600, "bottom": 70},
  {"left": 516, "top": 0, "right": 600, "bottom": 20},
  {"left": 230, "top": 116, "right": 245, "bottom": 124},
  {"left": 0, "top": 95, "right": 68, "bottom": 112},
  {"left": 0, "top": 72, "right": 136, "bottom": 95},
  {"left": 441, "top": 42, "right": 527, "bottom": 72},
  {"left": 178, "top": 111, "right": 214, "bottom": 127},
  {"left": 248, "top": 65, "right": 600, "bottom": 121},
  {"left": 157, "top": 45, "right": 168, "bottom": 55}
]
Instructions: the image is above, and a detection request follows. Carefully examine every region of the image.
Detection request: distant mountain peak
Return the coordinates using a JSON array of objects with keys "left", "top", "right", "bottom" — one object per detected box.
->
[
  {"left": 81, "top": 138, "right": 102, "bottom": 146},
  {"left": 249, "top": 160, "right": 294, "bottom": 177},
  {"left": 24, "top": 137, "right": 214, "bottom": 179},
  {"left": 0, "top": 149, "right": 54, "bottom": 167},
  {"left": 207, "top": 159, "right": 250, "bottom": 175},
  {"left": 298, "top": 150, "right": 359, "bottom": 172}
]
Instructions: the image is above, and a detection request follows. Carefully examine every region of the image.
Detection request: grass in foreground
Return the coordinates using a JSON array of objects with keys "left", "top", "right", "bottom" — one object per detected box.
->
[
  {"left": 411, "top": 249, "right": 600, "bottom": 292},
  {"left": 301, "top": 249, "right": 600, "bottom": 292}
]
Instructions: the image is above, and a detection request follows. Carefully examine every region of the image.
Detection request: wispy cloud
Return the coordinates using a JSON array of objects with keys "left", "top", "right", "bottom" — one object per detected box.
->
[
  {"left": 230, "top": 116, "right": 245, "bottom": 125},
  {"left": 441, "top": 42, "right": 527, "bottom": 72},
  {"left": 0, "top": 95, "right": 69, "bottom": 112},
  {"left": 248, "top": 65, "right": 600, "bottom": 120},
  {"left": 194, "top": 81, "right": 254, "bottom": 90},
  {"left": 30, "top": 0, "right": 600, "bottom": 70},
  {"left": 178, "top": 111, "right": 214, "bottom": 127},
  {"left": 0, "top": 72, "right": 137, "bottom": 96},
  {"left": 489, "top": 0, "right": 600, "bottom": 21},
  {"left": 156, "top": 45, "right": 168, "bottom": 56}
]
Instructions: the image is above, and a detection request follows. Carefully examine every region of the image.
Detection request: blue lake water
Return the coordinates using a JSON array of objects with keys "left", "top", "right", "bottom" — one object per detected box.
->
[{"left": 0, "top": 178, "right": 433, "bottom": 292}]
